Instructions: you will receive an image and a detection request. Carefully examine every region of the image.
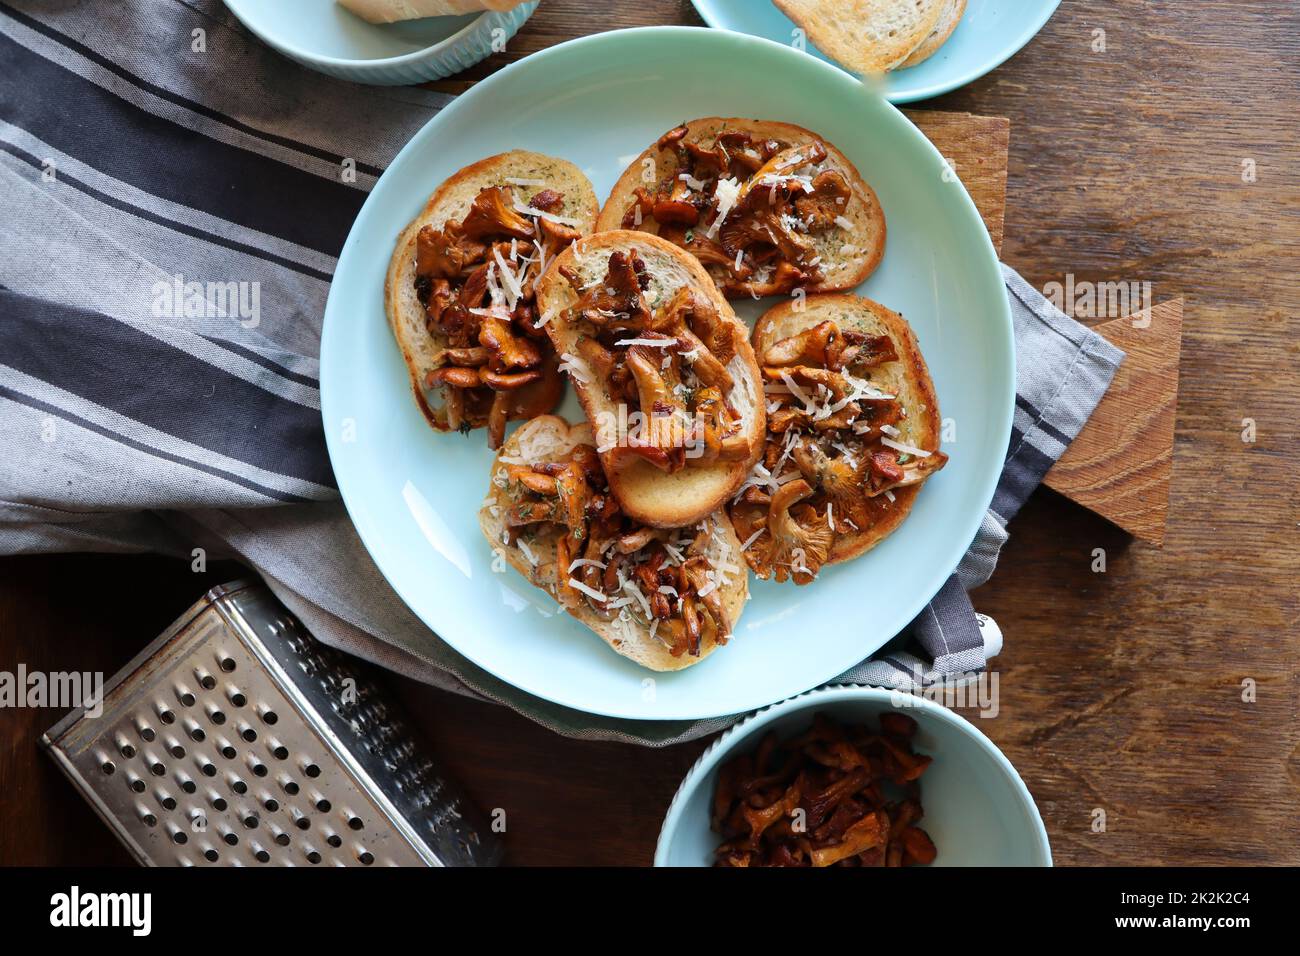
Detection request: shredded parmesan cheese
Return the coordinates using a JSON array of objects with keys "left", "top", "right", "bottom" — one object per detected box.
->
[{"left": 881, "top": 436, "right": 932, "bottom": 458}]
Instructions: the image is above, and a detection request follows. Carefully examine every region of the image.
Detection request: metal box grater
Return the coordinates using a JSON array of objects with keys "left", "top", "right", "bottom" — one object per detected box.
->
[{"left": 41, "top": 579, "right": 502, "bottom": 867}]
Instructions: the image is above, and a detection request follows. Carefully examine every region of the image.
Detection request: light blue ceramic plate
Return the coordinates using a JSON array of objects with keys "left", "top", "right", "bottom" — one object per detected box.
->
[
  {"left": 320, "top": 27, "right": 1014, "bottom": 720},
  {"left": 223, "top": 0, "right": 538, "bottom": 85},
  {"left": 656, "top": 686, "right": 1052, "bottom": 866},
  {"left": 691, "top": 0, "right": 1060, "bottom": 103}
]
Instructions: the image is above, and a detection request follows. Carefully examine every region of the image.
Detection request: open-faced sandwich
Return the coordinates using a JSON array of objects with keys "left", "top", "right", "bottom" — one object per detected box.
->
[
  {"left": 597, "top": 119, "right": 884, "bottom": 300},
  {"left": 774, "top": 0, "right": 962, "bottom": 74},
  {"left": 386, "top": 150, "right": 599, "bottom": 448},
  {"left": 535, "top": 230, "right": 766, "bottom": 528},
  {"left": 480, "top": 415, "right": 750, "bottom": 670},
  {"left": 729, "top": 294, "right": 948, "bottom": 584}
]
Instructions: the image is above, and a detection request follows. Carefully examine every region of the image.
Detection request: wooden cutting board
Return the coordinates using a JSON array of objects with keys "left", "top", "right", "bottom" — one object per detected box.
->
[{"left": 909, "top": 110, "right": 1177, "bottom": 546}]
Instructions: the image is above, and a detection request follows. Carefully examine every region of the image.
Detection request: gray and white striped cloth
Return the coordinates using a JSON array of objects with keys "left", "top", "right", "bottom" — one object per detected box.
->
[{"left": 0, "top": 0, "right": 1123, "bottom": 745}]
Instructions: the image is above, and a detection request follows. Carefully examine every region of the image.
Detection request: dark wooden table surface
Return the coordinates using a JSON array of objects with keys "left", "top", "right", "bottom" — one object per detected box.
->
[{"left": 2, "top": 0, "right": 1297, "bottom": 867}]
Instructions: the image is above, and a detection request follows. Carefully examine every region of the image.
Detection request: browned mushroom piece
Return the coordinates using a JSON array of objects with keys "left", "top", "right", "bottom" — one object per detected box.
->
[
  {"left": 478, "top": 315, "right": 542, "bottom": 371},
  {"left": 763, "top": 320, "right": 840, "bottom": 368},
  {"left": 792, "top": 439, "right": 868, "bottom": 530},
  {"left": 459, "top": 186, "right": 535, "bottom": 242},
  {"left": 794, "top": 169, "right": 853, "bottom": 231},
  {"left": 752, "top": 479, "right": 834, "bottom": 585}
]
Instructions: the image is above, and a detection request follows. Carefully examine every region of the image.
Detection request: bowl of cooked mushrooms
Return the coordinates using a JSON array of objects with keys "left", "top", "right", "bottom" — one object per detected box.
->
[{"left": 655, "top": 685, "right": 1051, "bottom": 867}]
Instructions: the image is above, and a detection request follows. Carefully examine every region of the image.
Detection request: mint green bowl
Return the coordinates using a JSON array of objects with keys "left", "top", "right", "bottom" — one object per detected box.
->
[
  {"left": 223, "top": 0, "right": 537, "bottom": 85},
  {"left": 656, "top": 686, "right": 1052, "bottom": 866}
]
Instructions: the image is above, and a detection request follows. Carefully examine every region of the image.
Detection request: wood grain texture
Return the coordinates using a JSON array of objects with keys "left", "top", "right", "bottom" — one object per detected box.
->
[
  {"left": 1044, "top": 299, "right": 1182, "bottom": 546},
  {"left": 906, "top": 110, "right": 1009, "bottom": 253},
  {"left": 1, "top": 0, "right": 1297, "bottom": 867}
]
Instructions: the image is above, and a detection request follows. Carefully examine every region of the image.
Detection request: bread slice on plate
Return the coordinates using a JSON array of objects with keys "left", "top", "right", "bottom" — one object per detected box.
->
[
  {"left": 900, "top": 0, "right": 966, "bottom": 68},
  {"left": 339, "top": 0, "right": 530, "bottom": 24},
  {"left": 385, "top": 150, "right": 598, "bottom": 448},
  {"left": 728, "top": 294, "right": 948, "bottom": 584},
  {"left": 480, "top": 415, "right": 750, "bottom": 671},
  {"left": 597, "top": 118, "right": 884, "bottom": 301},
  {"left": 775, "top": 0, "right": 947, "bottom": 74},
  {"left": 535, "top": 230, "right": 766, "bottom": 528}
]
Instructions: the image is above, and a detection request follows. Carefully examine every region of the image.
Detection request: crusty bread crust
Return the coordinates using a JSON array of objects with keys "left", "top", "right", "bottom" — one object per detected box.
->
[
  {"left": 384, "top": 150, "right": 598, "bottom": 433},
  {"left": 900, "top": 0, "right": 966, "bottom": 68},
  {"left": 751, "top": 294, "right": 942, "bottom": 564},
  {"left": 775, "top": 0, "right": 947, "bottom": 74},
  {"left": 478, "top": 415, "right": 750, "bottom": 671},
  {"left": 536, "top": 230, "right": 766, "bottom": 528},
  {"left": 596, "top": 118, "right": 885, "bottom": 297}
]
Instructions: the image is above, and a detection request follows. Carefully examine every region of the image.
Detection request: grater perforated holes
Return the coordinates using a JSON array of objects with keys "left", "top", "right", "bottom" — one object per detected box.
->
[
  {"left": 314, "top": 797, "right": 331, "bottom": 813},
  {"left": 176, "top": 685, "right": 197, "bottom": 707},
  {"left": 127, "top": 772, "right": 146, "bottom": 793},
  {"left": 159, "top": 793, "right": 177, "bottom": 811},
  {"left": 208, "top": 706, "right": 226, "bottom": 725},
  {"left": 253, "top": 846, "right": 271, "bottom": 863},
  {"left": 204, "top": 848, "right": 220, "bottom": 862},
  {"left": 167, "top": 823, "right": 187, "bottom": 845},
  {"left": 326, "top": 833, "right": 342, "bottom": 849},
  {"left": 273, "top": 829, "right": 290, "bottom": 847},
  {"left": 230, "top": 776, "right": 248, "bottom": 795},
  {"left": 271, "top": 743, "right": 289, "bottom": 760},
  {"left": 101, "top": 760, "right": 115, "bottom": 775},
  {"left": 220, "top": 743, "right": 237, "bottom": 760},
  {"left": 260, "top": 708, "right": 278, "bottom": 725},
  {"left": 305, "top": 848, "right": 321, "bottom": 864},
  {"left": 280, "top": 776, "right": 299, "bottom": 796},
  {"left": 240, "top": 724, "right": 257, "bottom": 743},
  {"left": 136, "top": 721, "right": 156, "bottom": 743},
  {"left": 242, "top": 812, "right": 259, "bottom": 829},
  {"left": 185, "top": 719, "right": 205, "bottom": 742},
  {"left": 139, "top": 808, "right": 157, "bottom": 828},
  {"left": 303, "top": 762, "right": 321, "bottom": 778},
  {"left": 229, "top": 689, "right": 247, "bottom": 707},
  {"left": 178, "top": 774, "right": 197, "bottom": 795},
  {"left": 263, "top": 797, "right": 279, "bottom": 812},
  {"left": 347, "top": 815, "right": 364, "bottom": 831},
  {"left": 210, "top": 794, "right": 228, "bottom": 812},
  {"left": 194, "top": 667, "right": 216, "bottom": 691},
  {"left": 168, "top": 741, "right": 186, "bottom": 759},
  {"left": 198, "top": 758, "right": 216, "bottom": 777},
  {"left": 219, "top": 655, "right": 237, "bottom": 673}
]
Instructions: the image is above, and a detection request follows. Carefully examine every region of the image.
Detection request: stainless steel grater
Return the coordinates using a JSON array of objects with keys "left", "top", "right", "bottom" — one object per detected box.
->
[{"left": 42, "top": 579, "right": 502, "bottom": 867}]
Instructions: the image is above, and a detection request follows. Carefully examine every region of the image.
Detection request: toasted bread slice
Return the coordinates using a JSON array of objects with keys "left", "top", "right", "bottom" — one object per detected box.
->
[
  {"left": 385, "top": 150, "right": 598, "bottom": 439},
  {"left": 597, "top": 118, "right": 884, "bottom": 299},
  {"left": 479, "top": 416, "right": 750, "bottom": 671},
  {"left": 536, "top": 230, "right": 766, "bottom": 528},
  {"left": 775, "top": 0, "right": 947, "bottom": 74},
  {"left": 743, "top": 294, "right": 945, "bottom": 571},
  {"left": 900, "top": 0, "right": 966, "bottom": 68}
]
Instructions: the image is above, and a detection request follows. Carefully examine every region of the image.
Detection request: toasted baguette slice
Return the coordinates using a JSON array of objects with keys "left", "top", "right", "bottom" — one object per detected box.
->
[
  {"left": 751, "top": 294, "right": 944, "bottom": 566},
  {"left": 338, "top": 0, "right": 529, "bottom": 24},
  {"left": 596, "top": 118, "right": 884, "bottom": 298},
  {"left": 385, "top": 150, "right": 598, "bottom": 437},
  {"left": 775, "top": 0, "right": 947, "bottom": 74},
  {"left": 536, "top": 230, "right": 766, "bottom": 528},
  {"left": 900, "top": 0, "right": 966, "bottom": 68},
  {"left": 479, "top": 416, "right": 750, "bottom": 671}
]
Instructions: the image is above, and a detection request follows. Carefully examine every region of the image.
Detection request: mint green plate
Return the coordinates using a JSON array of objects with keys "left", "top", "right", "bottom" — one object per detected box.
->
[
  {"left": 320, "top": 27, "right": 1013, "bottom": 720},
  {"left": 692, "top": 0, "right": 1060, "bottom": 103}
]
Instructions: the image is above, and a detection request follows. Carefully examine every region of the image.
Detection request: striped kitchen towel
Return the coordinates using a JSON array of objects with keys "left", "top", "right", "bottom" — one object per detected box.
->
[{"left": 0, "top": 0, "right": 1123, "bottom": 745}]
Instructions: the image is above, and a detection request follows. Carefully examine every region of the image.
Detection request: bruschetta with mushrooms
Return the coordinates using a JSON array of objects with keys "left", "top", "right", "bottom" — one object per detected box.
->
[
  {"left": 597, "top": 118, "right": 884, "bottom": 300},
  {"left": 385, "top": 151, "right": 599, "bottom": 449},
  {"left": 729, "top": 294, "right": 948, "bottom": 584},
  {"left": 480, "top": 416, "right": 750, "bottom": 670},
  {"left": 534, "top": 230, "right": 766, "bottom": 528}
]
